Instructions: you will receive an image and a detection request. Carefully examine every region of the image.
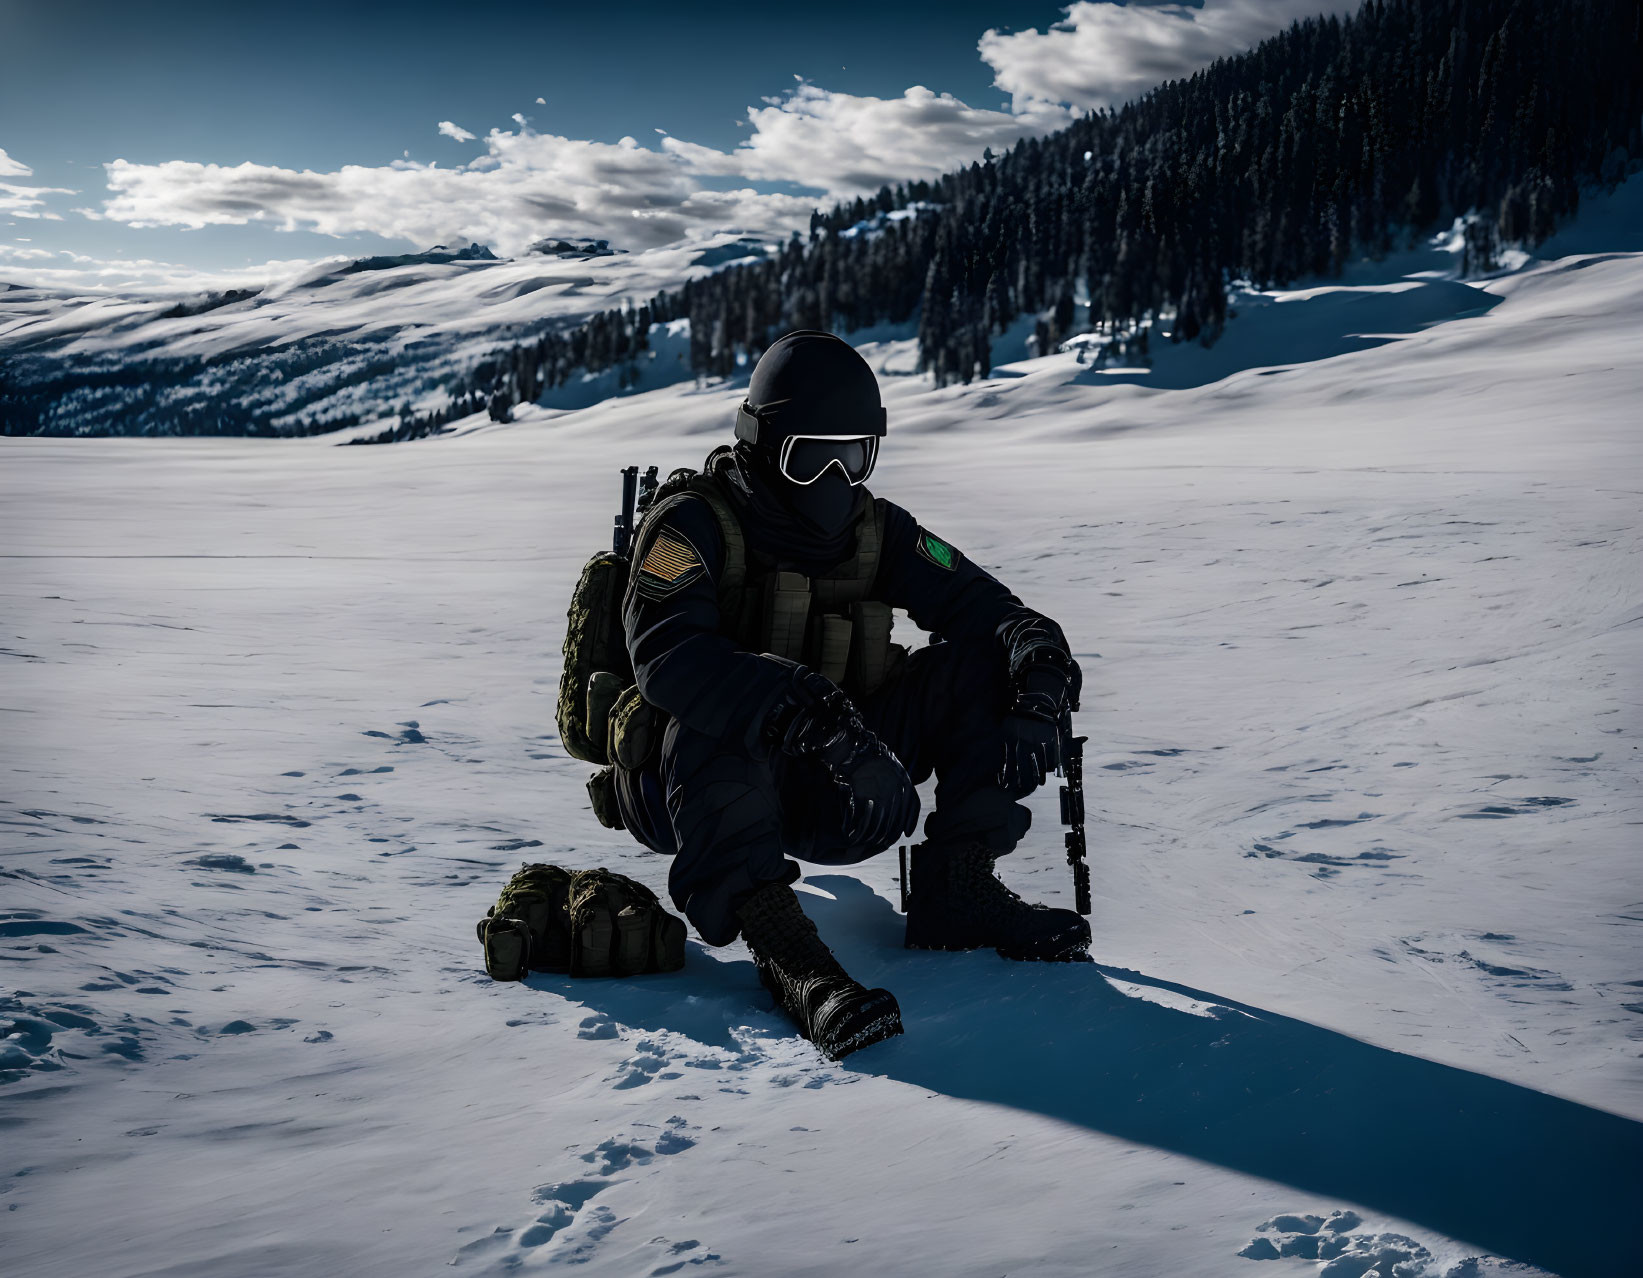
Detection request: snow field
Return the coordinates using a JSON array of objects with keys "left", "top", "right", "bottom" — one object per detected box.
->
[{"left": 3, "top": 184, "right": 1642, "bottom": 1276}]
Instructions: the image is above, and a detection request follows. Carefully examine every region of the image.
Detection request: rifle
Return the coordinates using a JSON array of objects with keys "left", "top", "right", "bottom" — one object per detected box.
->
[
  {"left": 899, "top": 707, "right": 1091, "bottom": 917},
  {"left": 611, "top": 465, "right": 659, "bottom": 559},
  {"left": 612, "top": 466, "right": 638, "bottom": 558},
  {"left": 1059, "top": 709, "right": 1091, "bottom": 916},
  {"left": 635, "top": 465, "right": 659, "bottom": 520}
]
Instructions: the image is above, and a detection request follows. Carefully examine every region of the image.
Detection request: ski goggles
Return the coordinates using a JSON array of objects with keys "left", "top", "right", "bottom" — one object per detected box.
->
[
  {"left": 735, "top": 398, "right": 887, "bottom": 486},
  {"left": 777, "top": 434, "right": 879, "bottom": 486}
]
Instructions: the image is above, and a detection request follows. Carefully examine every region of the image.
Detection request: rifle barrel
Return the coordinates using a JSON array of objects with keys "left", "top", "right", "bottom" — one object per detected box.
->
[{"left": 1060, "top": 729, "right": 1091, "bottom": 916}]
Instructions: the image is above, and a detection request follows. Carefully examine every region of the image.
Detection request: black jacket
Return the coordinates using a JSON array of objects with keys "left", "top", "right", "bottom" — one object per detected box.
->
[{"left": 623, "top": 490, "right": 1071, "bottom": 744}]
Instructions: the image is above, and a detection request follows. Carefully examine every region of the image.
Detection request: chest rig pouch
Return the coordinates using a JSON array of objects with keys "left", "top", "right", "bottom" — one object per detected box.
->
[{"left": 755, "top": 505, "right": 900, "bottom": 697}]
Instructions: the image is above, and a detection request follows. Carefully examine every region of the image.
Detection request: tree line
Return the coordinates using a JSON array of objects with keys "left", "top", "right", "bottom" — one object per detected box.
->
[{"left": 476, "top": 0, "right": 1640, "bottom": 409}]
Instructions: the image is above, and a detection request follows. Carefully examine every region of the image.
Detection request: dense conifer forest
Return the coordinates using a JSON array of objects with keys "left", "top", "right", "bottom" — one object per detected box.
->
[{"left": 472, "top": 0, "right": 1641, "bottom": 417}]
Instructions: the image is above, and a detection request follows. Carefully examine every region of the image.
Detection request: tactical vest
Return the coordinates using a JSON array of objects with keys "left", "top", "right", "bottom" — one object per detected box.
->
[
  {"left": 645, "top": 446, "right": 904, "bottom": 699},
  {"left": 557, "top": 446, "right": 903, "bottom": 794}
]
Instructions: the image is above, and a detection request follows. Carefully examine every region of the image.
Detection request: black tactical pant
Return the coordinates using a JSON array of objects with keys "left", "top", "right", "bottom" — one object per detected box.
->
[{"left": 614, "top": 638, "right": 1035, "bottom": 946}]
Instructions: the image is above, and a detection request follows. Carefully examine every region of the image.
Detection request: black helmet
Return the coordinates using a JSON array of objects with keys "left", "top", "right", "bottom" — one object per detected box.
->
[{"left": 735, "top": 331, "right": 886, "bottom": 488}]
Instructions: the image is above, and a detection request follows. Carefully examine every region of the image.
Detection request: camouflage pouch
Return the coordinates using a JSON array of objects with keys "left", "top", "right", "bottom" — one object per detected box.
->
[
  {"left": 609, "top": 685, "right": 663, "bottom": 771},
  {"left": 585, "top": 765, "right": 625, "bottom": 830},
  {"left": 557, "top": 552, "right": 633, "bottom": 764},
  {"left": 476, "top": 863, "right": 574, "bottom": 980},
  {"left": 567, "top": 868, "right": 687, "bottom": 977}
]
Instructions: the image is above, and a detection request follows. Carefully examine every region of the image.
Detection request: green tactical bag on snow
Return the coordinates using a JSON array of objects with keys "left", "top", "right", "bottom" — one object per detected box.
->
[
  {"left": 476, "top": 862, "right": 573, "bottom": 981},
  {"left": 565, "top": 867, "right": 687, "bottom": 977},
  {"left": 477, "top": 863, "right": 686, "bottom": 981}
]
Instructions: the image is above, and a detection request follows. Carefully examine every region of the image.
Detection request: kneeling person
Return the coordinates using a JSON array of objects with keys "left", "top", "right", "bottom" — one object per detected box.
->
[{"left": 612, "top": 330, "right": 1087, "bottom": 1059}]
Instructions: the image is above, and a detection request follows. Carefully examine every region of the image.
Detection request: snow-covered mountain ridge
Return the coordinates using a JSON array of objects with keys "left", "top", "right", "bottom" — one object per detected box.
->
[
  {"left": 1, "top": 180, "right": 1640, "bottom": 1277},
  {"left": 0, "top": 228, "right": 774, "bottom": 436}
]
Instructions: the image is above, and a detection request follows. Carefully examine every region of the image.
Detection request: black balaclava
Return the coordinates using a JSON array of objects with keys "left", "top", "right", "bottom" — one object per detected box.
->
[{"left": 728, "top": 330, "right": 883, "bottom": 568}]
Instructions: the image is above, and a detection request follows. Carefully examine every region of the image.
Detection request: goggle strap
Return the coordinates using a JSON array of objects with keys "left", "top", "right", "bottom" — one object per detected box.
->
[
  {"left": 736, "top": 402, "right": 888, "bottom": 445},
  {"left": 734, "top": 401, "right": 763, "bottom": 444}
]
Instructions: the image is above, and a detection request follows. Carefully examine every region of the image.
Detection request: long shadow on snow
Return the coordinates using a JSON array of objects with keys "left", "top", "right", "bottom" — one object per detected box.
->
[
  {"left": 814, "top": 875, "right": 1639, "bottom": 1278},
  {"left": 549, "top": 872, "right": 1641, "bottom": 1278}
]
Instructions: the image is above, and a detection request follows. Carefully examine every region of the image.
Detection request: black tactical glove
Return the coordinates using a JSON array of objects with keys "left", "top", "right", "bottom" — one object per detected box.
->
[
  {"left": 764, "top": 663, "right": 920, "bottom": 851},
  {"left": 999, "top": 641, "right": 1081, "bottom": 795}
]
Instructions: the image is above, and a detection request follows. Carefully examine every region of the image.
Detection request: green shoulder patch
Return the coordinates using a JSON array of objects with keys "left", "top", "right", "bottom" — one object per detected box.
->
[{"left": 915, "top": 529, "right": 960, "bottom": 570}]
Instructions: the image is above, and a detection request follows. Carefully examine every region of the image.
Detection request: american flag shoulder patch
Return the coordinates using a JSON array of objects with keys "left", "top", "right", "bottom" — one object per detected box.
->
[{"left": 635, "top": 530, "right": 706, "bottom": 598}]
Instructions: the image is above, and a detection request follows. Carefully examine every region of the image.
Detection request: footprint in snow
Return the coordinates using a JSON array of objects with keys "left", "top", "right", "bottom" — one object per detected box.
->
[
  {"left": 1455, "top": 796, "right": 1574, "bottom": 819},
  {"left": 515, "top": 1178, "right": 611, "bottom": 1248},
  {"left": 185, "top": 854, "right": 256, "bottom": 874},
  {"left": 1398, "top": 934, "right": 1572, "bottom": 994},
  {"left": 448, "top": 1179, "right": 617, "bottom": 1266},
  {"left": 649, "top": 1237, "right": 726, "bottom": 1275},
  {"left": 583, "top": 1138, "right": 652, "bottom": 1174},
  {"left": 608, "top": 1037, "right": 680, "bottom": 1089},
  {"left": 1, "top": 995, "right": 143, "bottom": 1080},
  {"left": 362, "top": 721, "right": 426, "bottom": 745},
  {"left": 470, "top": 1122, "right": 705, "bottom": 1267},
  {"left": 1238, "top": 1210, "right": 1551, "bottom": 1275},
  {"left": 580, "top": 1117, "right": 698, "bottom": 1173}
]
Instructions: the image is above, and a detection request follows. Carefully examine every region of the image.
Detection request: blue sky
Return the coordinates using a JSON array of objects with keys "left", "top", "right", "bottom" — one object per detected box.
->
[{"left": 0, "top": 0, "right": 1348, "bottom": 291}]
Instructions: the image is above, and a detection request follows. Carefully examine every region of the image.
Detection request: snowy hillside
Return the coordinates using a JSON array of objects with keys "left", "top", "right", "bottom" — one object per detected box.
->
[
  {"left": 0, "top": 230, "right": 772, "bottom": 436},
  {"left": 2, "top": 178, "right": 1641, "bottom": 1278}
]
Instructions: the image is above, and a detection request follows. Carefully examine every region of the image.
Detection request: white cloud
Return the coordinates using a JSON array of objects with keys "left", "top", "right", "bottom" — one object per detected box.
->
[
  {"left": 89, "top": 81, "right": 1074, "bottom": 257},
  {"left": 94, "top": 131, "right": 819, "bottom": 256},
  {"left": 64, "top": 5, "right": 1350, "bottom": 279},
  {"left": 1, "top": 179, "right": 77, "bottom": 219},
  {"left": 661, "top": 83, "right": 1075, "bottom": 192},
  {"left": 0, "top": 148, "right": 79, "bottom": 218},
  {"left": 0, "top": 243, "right": 318, "bottom": 294},
  {"left": 980, "top": 0, "right": 1356, "bottom": 113}
]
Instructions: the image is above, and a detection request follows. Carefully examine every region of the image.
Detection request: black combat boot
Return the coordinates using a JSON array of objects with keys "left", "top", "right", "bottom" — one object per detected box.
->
[
  {"left": 736, "top": 882, "right": 903, "bottom": 1060},
  {"left": 904, "top": 840, "right": 1091, "bottom": 962}
]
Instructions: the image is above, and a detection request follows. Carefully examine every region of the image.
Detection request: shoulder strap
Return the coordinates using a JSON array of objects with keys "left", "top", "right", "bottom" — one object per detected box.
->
[
  {"left": 686, "top": 478, "right": 747, "bottom": 599},
  {"left": 856, "top": 494, "right": 884, "bottom": 588},
  {"left": 690, "top": 447, "right": 749, "bottom": 601}
]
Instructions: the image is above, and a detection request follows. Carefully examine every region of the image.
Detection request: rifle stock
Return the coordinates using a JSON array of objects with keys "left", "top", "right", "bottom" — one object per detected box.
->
[{"left": 613, "top": 465, "right": 639, "bottom": 557}]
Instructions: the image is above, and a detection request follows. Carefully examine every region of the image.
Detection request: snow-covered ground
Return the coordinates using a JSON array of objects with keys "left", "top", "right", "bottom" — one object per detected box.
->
[{"left": 3, "top": 184, "right": 1641, "bottom": 1278}]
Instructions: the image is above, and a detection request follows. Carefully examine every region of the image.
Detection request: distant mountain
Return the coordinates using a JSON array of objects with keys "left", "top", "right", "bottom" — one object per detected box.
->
[
  {"left": 689, "top": 239, "right": 767, "bottom": 269},
  {"left": 527, "top": 238, "right": 622, "bottom": 259},
  {"left": 334, "top": 242, "right": 500, "bottom": 274},
  {"left": 0, "top": 232, "right": 770, "bottom": 438}
]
